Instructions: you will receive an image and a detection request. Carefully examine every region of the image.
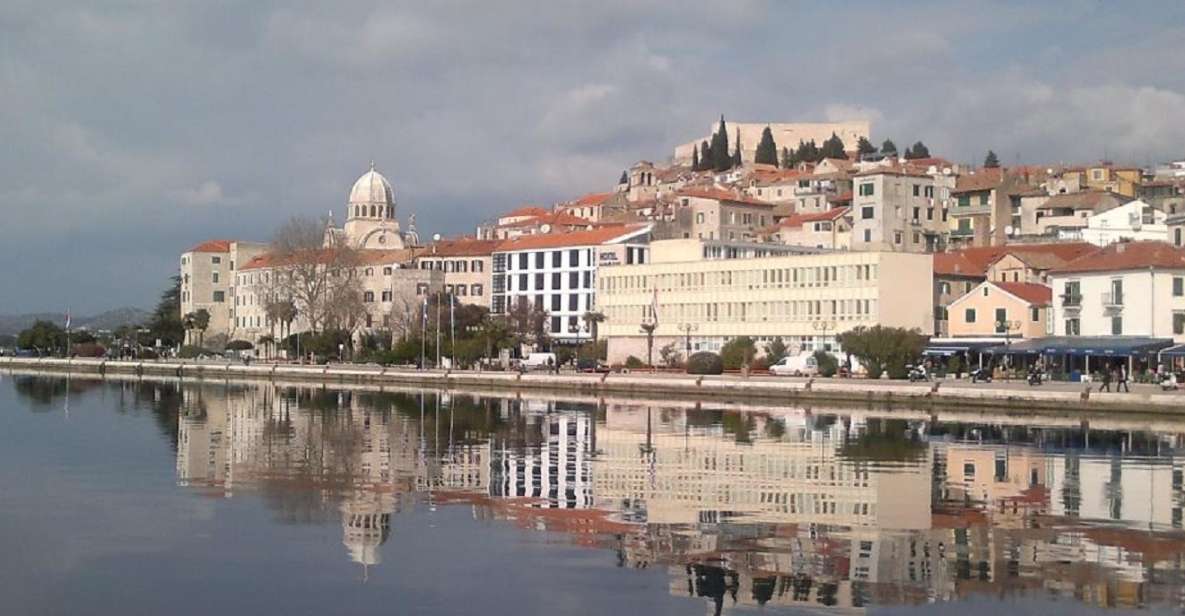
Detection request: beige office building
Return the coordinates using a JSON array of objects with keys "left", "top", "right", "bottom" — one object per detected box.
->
[{"left": 598, "top": 239, "right": 933, "bottom": 363}]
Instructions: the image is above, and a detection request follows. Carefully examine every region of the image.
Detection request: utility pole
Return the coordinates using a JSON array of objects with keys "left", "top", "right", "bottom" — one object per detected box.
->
[{"left": 435, "top": 290, "right": 442, "bottom": 368}]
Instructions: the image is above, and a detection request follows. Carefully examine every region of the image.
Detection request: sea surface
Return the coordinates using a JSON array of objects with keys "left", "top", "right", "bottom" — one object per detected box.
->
[{"left": 2, "top": 374, "right": 1183, "bottom": 615}]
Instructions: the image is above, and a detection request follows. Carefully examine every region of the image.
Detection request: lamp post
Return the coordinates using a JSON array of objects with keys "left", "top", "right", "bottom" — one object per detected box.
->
[
  {"left": 569, "top": 322, "right": 590, "bottom": 366},
  {"left": 677, "top": 323, "right": 698, "bottom": 359},
  {"left": 640, "top": 322, "right": 657, "bottom": 368},
  {"left": 812, "top": 319, "right": 836, "bottom": 352}
]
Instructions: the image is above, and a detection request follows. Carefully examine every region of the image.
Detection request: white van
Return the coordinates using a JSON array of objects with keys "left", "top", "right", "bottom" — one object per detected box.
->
[
  {"left": 519, "top": 352, "right": 557, "bottom": 371},
  {"left": 769, "top": 352, "right": 818, "bottom": 377}
]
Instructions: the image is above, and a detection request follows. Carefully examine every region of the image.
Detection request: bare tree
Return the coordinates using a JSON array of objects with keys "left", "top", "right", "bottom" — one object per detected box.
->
[
  {"left": 267, "top": 216, "right": 361, "bottom": 333},
  {"left": 387, "top": 295, "right": 421, "bottom": 341}
]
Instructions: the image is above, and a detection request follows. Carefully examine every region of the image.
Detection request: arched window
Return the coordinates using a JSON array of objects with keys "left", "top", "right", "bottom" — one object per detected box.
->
[{"left": 369, "top": 205, "right": 376, "bottom": 217}]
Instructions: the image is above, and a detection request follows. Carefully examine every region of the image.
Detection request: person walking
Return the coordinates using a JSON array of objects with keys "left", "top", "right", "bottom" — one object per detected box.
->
[
  {"left": 1118, "top": 364, "right": 1130, "bottom": 393},
  {"left": 1099, "top": 366, "right": 1112, "bottom": 393}
]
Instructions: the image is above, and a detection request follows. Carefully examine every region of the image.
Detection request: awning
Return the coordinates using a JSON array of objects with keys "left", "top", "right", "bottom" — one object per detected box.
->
[
  {"left": 1161, "top": 344, "right": 1185, "bottom": 358},
  {"left": 996, "top": 336, "right": 1175, "bottom": 357},
  {"left": 923, "top": 340, "right": 1005, "bottom": 356}
]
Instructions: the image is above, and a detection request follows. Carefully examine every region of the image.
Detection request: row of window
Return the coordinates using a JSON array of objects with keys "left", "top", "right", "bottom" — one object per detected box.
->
[
  {"left": 505, "top": 271, "right": 594, "bottom": 293},
  {"left": 600, "top": 264, "right": 879, "bottom": 294},
  {"left": 419, "top": 259, "right": 484, "bottom": 273},
  {"left": 963, "top": 307, "right": 1040, "bottom": 328},
  {"left": 501, "top": 292, "right": 590, "bottom": 313},
  {"left": 603, "top": 299, "right": 877, "bottom": 324},
  {"left": 507, "top": 249, "right": 595, "bottom": 271},
  {"left": 352, "top": 204, "right": 393, "bottom": 218},
  {"left": 412, "top": 283, "right": 484, "bottom": 297}
]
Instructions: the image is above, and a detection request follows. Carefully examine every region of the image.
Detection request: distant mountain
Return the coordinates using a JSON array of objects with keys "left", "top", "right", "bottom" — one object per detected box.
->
[{"left": 0, "top": 307, "right": 151, "bottom": 336}]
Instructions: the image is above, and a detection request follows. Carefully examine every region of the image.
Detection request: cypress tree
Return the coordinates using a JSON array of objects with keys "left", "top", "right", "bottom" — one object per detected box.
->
[
  {"left": 904, "top": 141, "right": 930, "bottom": 160},
  {"left": 820, "top": 132, "right": 846, "bottom": 159},
  {"left": 691, "top": 144, "right": 700, "bottom": 170},
  {"left": 711, "top": 115, "right": 731, "bottom": 172},
  {"left": 856, "top": 136, "right": 876, "bottom": 158},
  {"left": 731, "top": 128, "right": 742, "bottom": 167},
  {"left": 795, "top": 140, "right": 821, "bottom": 164},
  {"left": 781, "top": 146, "right": 792, "bottom": 169},
  {"left": 880, "top": 139, "right": 897, "bottom": 156},
  {"left": 755, "top": 126, "right": 779, "bottom": 166},
  {"left": 984, "top": 150, "right": 1000, "bottom": 168},
  {"left": 698, "top": 140, "right": 711, "bottom": 171}
]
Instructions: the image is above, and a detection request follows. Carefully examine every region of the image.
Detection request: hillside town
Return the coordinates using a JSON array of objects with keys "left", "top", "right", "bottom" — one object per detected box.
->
[{"left": 173, "top": 117, "right": 1185, "bottom": 380}]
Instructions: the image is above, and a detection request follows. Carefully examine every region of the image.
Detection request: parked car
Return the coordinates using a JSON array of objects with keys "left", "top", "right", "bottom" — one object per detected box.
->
[
  {"left": 518, "top": 352, "right": 557, "bottom": 371},
  {"left": 576, "top": 357, "right": 609, "bottom": 373},
  {"left": 769, "top": 352, "right": 818, "bottom": 377}
]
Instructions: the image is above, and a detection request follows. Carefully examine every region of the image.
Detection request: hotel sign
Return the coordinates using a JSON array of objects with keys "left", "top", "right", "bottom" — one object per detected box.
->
[{"left": 598, "top": 250, "right": 620, "bottom": 265}]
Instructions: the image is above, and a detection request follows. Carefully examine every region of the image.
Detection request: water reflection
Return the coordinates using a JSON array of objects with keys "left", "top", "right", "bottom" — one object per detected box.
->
[{"left": 11, "top": 374, "right": 1185, "bottom": 613}]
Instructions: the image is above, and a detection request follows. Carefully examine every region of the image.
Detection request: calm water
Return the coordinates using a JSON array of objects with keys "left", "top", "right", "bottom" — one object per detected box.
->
[{"left": 2, "top": 376, "right": 1184, "bottom": 615}]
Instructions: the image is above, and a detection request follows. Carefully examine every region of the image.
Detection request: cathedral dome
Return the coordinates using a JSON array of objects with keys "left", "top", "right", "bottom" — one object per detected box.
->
[{"left": 348, "top": 162, "right": 395, "bottom": 207}]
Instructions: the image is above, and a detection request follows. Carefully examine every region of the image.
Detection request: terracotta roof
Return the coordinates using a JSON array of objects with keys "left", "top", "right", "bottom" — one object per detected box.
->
[
  {"left": 1039, "top": 190, "right": 1123, "bottom": 211},
  {"left": 934, "top": 242, "right": 1095, "bottom": 277},
  {"left": 566, "top": 192, "right": 613, "bottom": 207},
  {"left": 1051, "top": 241, "right": 1185, "bottom": 274},
  {"left": 494, "top": 224, "right": 648, "bottom": 251},
  {"left": 829, "top": 191, "right": 853, "bottom": 203},
  {"left": 503, "top": 206, "right": 550, "bottom": 218},
  {"left": 675, "top": 187, "right": 772, "bottom": 207},
  {"left": 420, "top": 238, "right": 499, "bottom": 257},
  {"left": 241, "top": 248, "right": 413, "bottom": 270},
  {"left": 951, "top": 169, "right": 1005, "bottom": 194},
  {"left": 777, "top": 206, "right": 850, "bottom": 229},
  {"left": 500, "top": 211, "right": 592, "bottom": 229},
  {"left": 996, "top": 281, "right": 1053, "bottom": 306},
  {"left": 188, "top": 239, "right": 233, "bottom": 253},
  {"left": 992, "top": 244, "right": 1097, "bottom": 270}
]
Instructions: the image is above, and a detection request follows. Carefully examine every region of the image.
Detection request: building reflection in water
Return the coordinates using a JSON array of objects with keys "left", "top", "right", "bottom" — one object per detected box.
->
[{"left": 164, "top": 379, "right": 1185, "bottom": 611}]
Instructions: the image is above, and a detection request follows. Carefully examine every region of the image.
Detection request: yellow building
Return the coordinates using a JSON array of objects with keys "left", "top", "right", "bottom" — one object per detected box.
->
[
  {"left": 597, "top": 239, "right": 933, "bottom": 362},
  {"left": 946, "top": 280, "right": 1051, "bottom": 339}
]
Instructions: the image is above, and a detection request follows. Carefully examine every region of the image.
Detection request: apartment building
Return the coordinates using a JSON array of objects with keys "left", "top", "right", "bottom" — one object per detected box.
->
[
  {"left": 946, "top": 281, "right": 1051, "bottom": 339},
  {"left": 598, "top": 239, "right": 933, "bottom": 363},
  {"left": 659, "top": 187, "right": 776, "bottom": 242},
  {"left": 849, "top": 168, "right": 955, "bottom": 253},
  {"left": 1048, "top": 241, "right": 1185, "bottom": 341},
  {"left": 413, "top": 238, "right": 497, "bottom": 308},
  {"left": 491, "top": 224, "right": 652, "bottom": 343},
  {"left": 179, "top": 240, "right": 268, "bottom": 345},
  {"left": 1076, "top": 199, "right": 1168, "bottom": 246},
  {"left": 763, "top": 206, "right": 852, "bottom": 250}
]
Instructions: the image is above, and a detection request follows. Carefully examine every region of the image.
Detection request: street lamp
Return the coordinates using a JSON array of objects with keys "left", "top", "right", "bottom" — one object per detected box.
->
[
  {"left": 677, "top": 323, "right": 698, "bottom": 358},
  {"left": 569, "top": 322, "right": 590, "bottom": 366},
  {"left": 996, "top": 319, "right": 1022, "bottom": 376},
  {"left": 812, "top": 319, "right": 836, "bottom": 352}
]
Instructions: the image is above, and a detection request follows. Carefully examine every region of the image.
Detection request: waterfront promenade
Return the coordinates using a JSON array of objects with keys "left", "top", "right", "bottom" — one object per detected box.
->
[{"left": 3, "top": 356, "right": 1182, "bottom": 414}]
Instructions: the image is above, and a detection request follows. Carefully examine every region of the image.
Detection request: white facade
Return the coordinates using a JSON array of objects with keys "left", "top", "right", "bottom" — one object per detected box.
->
[
  {"left": 1078, "top": 199, "right": 1167, "bottom": 246},
  {"left": 1049, "top": 268, "right": 1185, "bottom": 341}
]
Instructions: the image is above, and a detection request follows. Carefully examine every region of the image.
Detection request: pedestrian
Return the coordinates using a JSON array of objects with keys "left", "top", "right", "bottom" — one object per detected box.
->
[
  {"left": 1118, "top": 364, "right": 1130, "bottom": 393},
  {"left": 1099, "top": 367, "right": 1112, "bottom": 393}
]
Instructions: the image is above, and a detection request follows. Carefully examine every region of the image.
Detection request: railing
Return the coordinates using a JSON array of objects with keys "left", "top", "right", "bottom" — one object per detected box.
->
[
  {"left": 1060, "top": 293, "right": 1083, "bottom": 307},
  {"left": 1102, "top": 292, "right": 1124, "bottom": 307}
]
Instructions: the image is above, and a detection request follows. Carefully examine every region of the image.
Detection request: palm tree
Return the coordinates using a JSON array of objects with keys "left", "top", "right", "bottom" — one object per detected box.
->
[
  {"left": 193, "top": 309, "right": 210, "bottom": 348},
  {"left": 258, "top": 334, "right": 276, "bottom": 360},
  {"left": 182, "top": 312, "right": 197, "bottom": 346},
  {"left": 583, "top": 310, "right": 606, "bottom": 359}
]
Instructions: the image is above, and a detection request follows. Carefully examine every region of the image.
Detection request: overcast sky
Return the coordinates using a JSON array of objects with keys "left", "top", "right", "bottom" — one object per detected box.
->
[{"left": 2, "top": 1, "right": 1184, "bottom": 314}]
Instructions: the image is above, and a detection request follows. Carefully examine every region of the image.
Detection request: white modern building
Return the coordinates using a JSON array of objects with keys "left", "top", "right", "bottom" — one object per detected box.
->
[
  {"left": 1073, "top": 199, "right": 1168, "bottom": 246},
  {"left": 491, "top": 224, "right": 652, "bottom": 343},
  {"left": 1048, "top": 241, "right": 1185, "bottom": 341}
]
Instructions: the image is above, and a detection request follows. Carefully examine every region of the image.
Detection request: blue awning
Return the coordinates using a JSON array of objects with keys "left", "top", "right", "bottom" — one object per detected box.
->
[
  {"left": 1161, "top": 344, "right": 1185, "bottom": 358},
  {"left": 923, "top": 340, "right": 1005, "bottom": 356},
  {"left": 996, "top": 336, "right": 1175, "bottom": 357}
]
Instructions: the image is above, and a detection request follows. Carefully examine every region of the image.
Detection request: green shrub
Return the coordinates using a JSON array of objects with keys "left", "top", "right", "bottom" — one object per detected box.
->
[
  {"left": 624, "top": 355, "right": 645, "bottom": 369},
  {"left": 837, "top": 325, "right": 928, "bottom": 380},
  {"left": 765, "top": 338, "right": 788, "bottom": 365},
  {"left": 813, "top": 350, "right": 838, "bottom": 377},
  {"left": 686, "top": 352, "right": 723, "bottom": 375},
  {"left": 947, "top": 355, "right": 963, "bottom": 377},
  {"left": 720, "top": 336, "right": 757, "bottom": 370},
  {"left": 178, "top": 345, "right": 212, "bottom": 359},
  {"left": 225, "top": 339, "right": 254, "bottom": 351}
]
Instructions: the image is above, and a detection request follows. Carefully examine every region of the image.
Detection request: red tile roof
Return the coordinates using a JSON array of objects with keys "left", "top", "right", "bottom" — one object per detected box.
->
[
  {"left": 420, "top": 238, "right": 499, "bottom": 257},
  {"left": 1051, "top": 241, "right": 1185, "bottom": 274},
  {"left": 241, "top": 248, "right": 413, "bottom": 270},
  {"left": 995, "top": 281, "right": 1053, "bottom": 306},
  {"left": 494, "top": 224, "right": 647, "bottom": 251},
  {"left": 934, "top": 242, "right": 1095, "bottom": 277},
  {"left": 500, "top": 211, "right": 592, "bottom": 229},
  {"left": 675, "top": 187, "right": 772, "bottom": 207},
  {"left": 503, "top": 206, "right": 550, "bottom": 218},
  {"left": 777, "top": 206, "right": 849, "bottom": 229},
  {"left": 188, "top": 239, "right": 233, "bottom": 253},
  {"left": 566, "top": 192, "right": 613, "bottom": 207}
]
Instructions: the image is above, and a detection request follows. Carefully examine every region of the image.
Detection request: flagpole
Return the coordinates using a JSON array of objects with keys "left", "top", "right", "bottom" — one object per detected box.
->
[
  {"left": 420, "top": 296, "right": 427, "bottom": 370},
  {"left": 435, "top": 290, "right": 442, "bottom": 368},
  {"left": 449, "top": 293, "right": 456, "bottom": 369}
]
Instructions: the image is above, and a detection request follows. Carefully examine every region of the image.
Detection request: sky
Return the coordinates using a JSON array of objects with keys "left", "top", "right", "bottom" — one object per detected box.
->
[{"left": 1, "top": 0, "right": 1184, "bottom": 314}]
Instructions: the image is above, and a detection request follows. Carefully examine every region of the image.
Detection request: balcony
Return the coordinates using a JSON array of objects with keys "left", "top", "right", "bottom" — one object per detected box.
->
[
  {"left": 1102, "top": 292, "right": 1124, "bottom": 309},
  {"left": 1060, "top": 293, "right": 1083, "bottom": 310}
]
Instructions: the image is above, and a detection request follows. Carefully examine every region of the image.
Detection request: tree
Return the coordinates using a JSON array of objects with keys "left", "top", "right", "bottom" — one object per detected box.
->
[
  {"left": 880, "top": 139, "right": 898, "bottom": 156},
  {"left": 659, "top": 341, "right": 682, "bottom": 368},
  {"left": 266, "top": 216, "right": 362, "bottom": 333},
  {"left": 691, "top": 144, "right": 700, "bottom": 171},
  {"left": 820, "top": 132, "right": 846, "bottom": 159},
  {"left": 780, "top": 146, "right": 792, "bottom": 169},
  {"left": 754, "top": 126, "right": 778, "bottom": 166},
  {"left": 720, "top": 336, "right": 757, "bottom": 370},
  {"left": 837, "top": 325, "right": 928, "bottom": 379},
  {"left": 764, "top": 338, "right": 788, "bottom": 365},
  {"left": 731, "top": 127, "right": 742, "bottom": 167},
  {"left": 17, "top": 320, "right": 66, "bottom": 356},
  {"left": 711, "top": 115, "right": 731, "bottom": 172},
  {"left": 813, "top": 350, "right": 838, "bottom": 377},
  {"left": 192, "top": 309, "right": 210, "bottom": 347},
  {"left": 698, "top": 140, "right": 712, "bottom": 171},
  {"left": 582, "top": 310, "right": 605, "bottom": 355},
  {"left": 984, "top": 150, "right": 1000, "bottom": 168},
  {"left": 856, "top": 136, "right": 877, "bottom": 158},
  {"left": 147, "top": 275, "right": 184, "bottom": 347},
  {"left": 904, "top": 141, "right": 930, "bottom": 160},
  {"left": 793, "top": 139, "right": 822, "bottom": 164}
]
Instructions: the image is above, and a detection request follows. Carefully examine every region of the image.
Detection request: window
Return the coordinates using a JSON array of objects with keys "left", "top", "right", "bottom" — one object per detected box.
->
[
  {"left": 893, "top": 231, "right": 902, "bottom": 245},
  {"left": 1174, "top": 277, "right": 1184, "bottom": 297},
  {"left": 551, "top": 272, "right": 561, "bottom": 289},
  {"left": 518, "top": 253, "right": 528, "bottom": 269},
  {"left": 211, "top": 256, "right": 221, "bottom": 264},
  {"left": 1065, "top": 318, "right": 1080, "bottom": 335},
  {"left": 212, "top": 272, "right": 219, "bottom": 283},
  {"left": 568, "top": 249, "right": 579, "bottom": 267},
  {"left": 381, "top": 290, "right": 392, "bottom": 302},
  {"left": 696, "top": 212, "right": 705, "bottom": 224},
  {"left": 363, "top": 291, "right": 375, "bottom": 302},
  {"left": 534, "top": 273, "right": 543, "bottom": 290},
  {"left": 912, "top": 185, "right": 920, "bottom": 197},
  {"left": 1031, "top": 306, "right": 1040, "bottom": 322},
  {"left": 456, "top": 285, "right": 467, "bottom": 296},
  {"left": 569, "top": 294, "right": 579, "bottom": 310},
  {"left": 471, "top": 284, "right": 483, "bottom": 296},
  {"left": 416, "top": 282, "right": 428, "bottom": 295},
  {"left": 383, "top": 266, "right": 392, "bottom": 275},
  {"left": 472, "top": 260, "right": 484, "bottom": 272},
  {"left": 534, "top": 252, "right": 544, "bottom": 269},
  {"left": 1174, "top": 312, "right": 1185, "bottom": 335},
  {"left": 550, "top": 316, "right": 561, "bottom": 333},
  {"left": 569, "top": 272, "right": 579, "bottom": 288},
  {"left": 1111, "top": 316, "right": 1123, "bottom": 335},
  {"left": 965, "top": 308, "right": 976, "bottom": 323},
  {"left": 957, "top": 194, "right": 970, "bottom": 207},
  {"left": 213, "top": 291, "right": 225, "bottom": 303},
  {"left": 995, "top": 308, "right": 1007, "bottom": 333},
  {"left": 1176, "top": 228, "right": 1183, "bottom": 247},
  {"left": 551, "top": 295, "right": 561, "bottom": 311},
  {"left": 863, "top": 229, "right": 872, "bottom": 242},
  {"left": 861, "top": 206, "right": 874, "bottom": 219},
  {"left": 858, "top": 183, "right": 875, "bottom": 197},
  {"left": 552, "top": 251, "right": 561, "bottom": 267},
  {"left": 517, "top": 273, "right": 527, "bottom": 291}
]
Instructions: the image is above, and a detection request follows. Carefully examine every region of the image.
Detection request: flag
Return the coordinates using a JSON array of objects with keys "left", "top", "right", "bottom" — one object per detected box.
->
[
  {"left": 64, "top": 309, "right": 71, "bottom": 330},
  {"left": 649, "top": 289, "right": 659, "bottom": 325}
]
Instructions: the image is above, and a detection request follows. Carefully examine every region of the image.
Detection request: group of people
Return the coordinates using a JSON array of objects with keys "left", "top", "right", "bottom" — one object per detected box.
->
[{"left": 1096, "top": 364, "right": 1131, "bottom": 393}]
